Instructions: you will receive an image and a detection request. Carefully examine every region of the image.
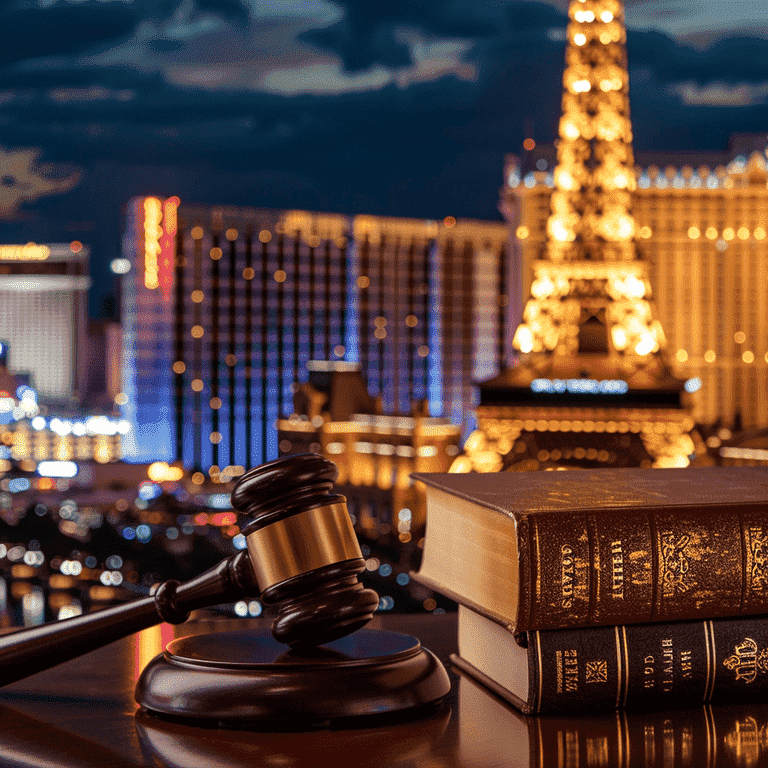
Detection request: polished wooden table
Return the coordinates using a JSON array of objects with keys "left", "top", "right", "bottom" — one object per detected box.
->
[{"left": 1, "top": 612, "right": 767, "bottom": 767}]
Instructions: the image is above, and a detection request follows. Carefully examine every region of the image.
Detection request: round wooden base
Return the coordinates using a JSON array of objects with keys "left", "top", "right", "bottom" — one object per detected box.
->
[{"left": 135, "top": 628, "right": 450, "bottom": 729}]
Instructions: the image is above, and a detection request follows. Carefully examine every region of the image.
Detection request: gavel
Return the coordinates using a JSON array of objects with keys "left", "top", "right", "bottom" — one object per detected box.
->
[{"left": 0, "top": 454, "right": 380, "bottom": 688}]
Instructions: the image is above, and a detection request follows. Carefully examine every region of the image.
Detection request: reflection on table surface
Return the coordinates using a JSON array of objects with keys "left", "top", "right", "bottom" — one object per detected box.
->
[
  {"left": 0, "top": 613, "right": 768, "bottom": 767},
  {"left": 458, "top": 671, "right": 768, "bottom": 768}
]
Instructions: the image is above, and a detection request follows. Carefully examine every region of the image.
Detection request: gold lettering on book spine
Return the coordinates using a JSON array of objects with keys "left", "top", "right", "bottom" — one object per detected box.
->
[
  {"left": 560, "top": 544, "right": 575, "bottom": 608},
  {"left": 723, "top": 638, "right": 768, "bottom": 684},
  {"left": 660, "top": 532, "right": 691, "bottom": 597},
  {"left": 747, "top": 527, "right": 768, "bottom": 594}
]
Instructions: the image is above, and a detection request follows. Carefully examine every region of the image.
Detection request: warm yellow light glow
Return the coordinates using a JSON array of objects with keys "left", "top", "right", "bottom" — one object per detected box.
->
[
  {"left": 562, "top": 121, "right": 580, "bottom": 140},
  {"left": 688, "top": 227, "right": 700, "bottom": 239},
  {"left": 191, "top": 379, "right": 204, "bottom": 392},
  {"left": 574, "top": 9, "right": 595, "bottom": 22},
  {"left": 755, "top": 227, "right": 767, "bottom": 240},
  {"left": 210, "top": 432, "right": 222, "bottom": 444},
  {"left": 274, "top": 269, "right": 287, "bottom": 283},
  {"left": 735, "top": 331, "right": 746, "bottom": 344},
  {"left": 600, "top": 77, "right": 622, "bottom": 92},
  {"left": 549, "top": 217, "right": 575, "bottom": 242},
  {"left": 555, "top": 169, "right": 577, "bottom": 191},
  {"left": 191, "top": 226, "right": 203, "bottom": 239},
  {"left": 639, "top": 226, "right": 652, "bottom": 238},
  {"left": 612, "top": 327, "right": 627, "bottom": 350},
  {"left": 723, "top": 228, "right": 735, "bottom": 241},
  {"left": 574, "top": 33, "right": 587, "bottom": 46},
  {"left": 0, "top": 243, "right": 51, "bottom": 261},
  {"left": 448, "top": 456, "right": 472, "bottom": 473},
  {"left": 612, "top": 171, "right": 629, "bottom": 188},
  {"left": 635, "top": 333, "right": 656, "bottom": 356},
  {"left": 172, "top": 361, "right": 186, "bottom": 374},
  {"left": 531, "top": 274, "right": 556, "bottom": 299},
  {"left": 676, "top": 349, "right": 688, "bottom": 363},
  {"left": 704, "top": 350, "right": 716, "bottom": 363},
  {"left": 210, "top": 247, "right": 222, "bottom": 260},
  {"left": 143, "top": 197, "right": 162, "bottom": 290},
  {"left": 516, "top": 226, "right": 530, "bottom": 239},
  {"left": 705, "top": 227, "right": 718, "bottom": 240},
  {"left": 225, "top": 228, "right": 238, "bottom": 241},
  {"left": 743, "top": 351, "right": 755, "bottom": 364},
  {"left": 191, "top": 289, "right": 203, "bottom": 302},
  {"left": 738, "top": 227, "right": 750, "bottom": 240},
  {"left": 514, "top": 326, "right": 534, "bottom": 354},
  {"left": 572, "top": 79, "right": 591, "bottom": 93},
  {"left": 191, "top": 325, "right": 204, "bottom": 338},
  {"left": 600, "top": 11, "right": 614, "bottom": 22},
  {"left": 148, "top": 462, "right": 184, "bottom": 482}
]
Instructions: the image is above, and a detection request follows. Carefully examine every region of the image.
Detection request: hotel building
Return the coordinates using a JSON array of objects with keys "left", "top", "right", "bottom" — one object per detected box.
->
[
  {"left": 505, "top": 135, "right": 768, "bottom": 429},
  {"left": 0, "top": 242, "right": 90, "bottom": 400},
  {"left": 121, "top": 200, "right": 509, "bottom": 476}
]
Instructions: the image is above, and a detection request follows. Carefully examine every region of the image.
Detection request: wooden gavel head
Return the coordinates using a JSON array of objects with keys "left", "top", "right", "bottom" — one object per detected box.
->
[{"left": 231, "top": 453, "right": 380, "bottom": 648}]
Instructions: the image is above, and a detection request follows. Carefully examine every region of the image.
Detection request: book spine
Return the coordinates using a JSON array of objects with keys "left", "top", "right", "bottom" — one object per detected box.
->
[
  {"left": 523, "top": 503, "right": 768, "bottom": 631},
  {"left": 528, "top": 616, "right": 768, "bottom": 714}
]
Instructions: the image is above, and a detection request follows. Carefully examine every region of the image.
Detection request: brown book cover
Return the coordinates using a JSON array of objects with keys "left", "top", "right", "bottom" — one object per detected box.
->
[
  {"left": 413, "top": 466, "right": 768, "bottom": 633},
  {"left": 455, "top": 604, "right": 768, "bottom": 715}
]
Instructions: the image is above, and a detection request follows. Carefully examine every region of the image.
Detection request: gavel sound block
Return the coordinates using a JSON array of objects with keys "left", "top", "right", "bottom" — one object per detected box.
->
[{"left": 0, "top": 454, "right": 450, "bottom": 728}]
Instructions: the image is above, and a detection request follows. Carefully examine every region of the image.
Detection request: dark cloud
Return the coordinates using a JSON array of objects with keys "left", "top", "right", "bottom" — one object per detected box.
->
[
  {"left": 300, "top": 0, "right": 503, "bottom": 73},
  {"left": 0, "top": 2, "right": 142, "bottom": 65},
  {"left": 628, "top": 30, "right": 768, "bottom": 86},
  {"left": 0, "top": 0, "right": 765, "bottom": 317}
]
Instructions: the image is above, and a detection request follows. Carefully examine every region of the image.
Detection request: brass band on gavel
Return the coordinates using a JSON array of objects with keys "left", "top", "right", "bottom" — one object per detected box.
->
[{"left": 247, "top": 502, "right": 363, "bottom": 592}]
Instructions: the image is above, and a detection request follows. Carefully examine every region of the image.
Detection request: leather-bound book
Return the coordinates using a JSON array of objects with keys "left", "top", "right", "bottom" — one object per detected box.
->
[
  {"left": 412, "top": 466, "right": 768, "bottom": 634},
  {"left": 453, "top": 605, "right": 768, "bottom": 715},
  {"left": 457, "top": 666, "right": 768, "bottom": 766}
]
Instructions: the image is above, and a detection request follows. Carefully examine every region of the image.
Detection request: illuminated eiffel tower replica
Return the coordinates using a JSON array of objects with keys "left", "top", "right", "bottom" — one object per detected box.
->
[{"left": 456, "top": 0, "right": 702, "bottom": 472}]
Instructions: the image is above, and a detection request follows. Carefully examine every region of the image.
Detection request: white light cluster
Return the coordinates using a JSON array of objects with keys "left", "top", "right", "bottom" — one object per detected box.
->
[
  {"left": 531, "top": 379, "right": 629, "bottom": 395},
  {"left": 41, "top": 416, "right": 131, "bottom": 436}
]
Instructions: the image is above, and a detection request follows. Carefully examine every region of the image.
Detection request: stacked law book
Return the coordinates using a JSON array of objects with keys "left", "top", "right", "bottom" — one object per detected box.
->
[{"left": 412, "top": 466, "right": 768, "bottom": 714}]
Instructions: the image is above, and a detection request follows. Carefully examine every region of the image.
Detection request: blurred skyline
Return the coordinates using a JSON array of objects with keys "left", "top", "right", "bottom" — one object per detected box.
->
[{"left": 1, "top": 0, "right": 767, "bottom": 316}]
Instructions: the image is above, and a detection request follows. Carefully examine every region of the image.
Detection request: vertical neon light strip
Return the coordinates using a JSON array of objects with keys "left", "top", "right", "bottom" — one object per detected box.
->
[{"left": 427, "top": 239, "right": 443, "bottom": 416}]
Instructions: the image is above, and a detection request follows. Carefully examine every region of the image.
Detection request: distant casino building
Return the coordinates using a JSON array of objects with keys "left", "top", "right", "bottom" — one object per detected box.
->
[
  {"left": 504, "top": 132, "right": 768, "bottom": 428},
  {"left": 0, "top": 242, "right": 90, "bottom": 400},
  {"left": 121, "top": 200, "right": 509, "bottom": 474}
]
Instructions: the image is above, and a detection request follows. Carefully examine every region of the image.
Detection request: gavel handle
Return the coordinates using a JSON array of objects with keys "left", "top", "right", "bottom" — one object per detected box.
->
[{"left": 0, "top": 550, "right": 259, "bottom": 687}]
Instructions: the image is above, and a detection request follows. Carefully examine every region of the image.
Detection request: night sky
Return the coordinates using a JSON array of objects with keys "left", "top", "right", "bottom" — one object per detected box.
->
[{"left": 1, "top": 0, "right": 767, "bottom": 317}]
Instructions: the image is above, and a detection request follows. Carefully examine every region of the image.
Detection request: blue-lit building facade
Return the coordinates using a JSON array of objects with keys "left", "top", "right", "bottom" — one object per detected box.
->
[{"left": 121, "top": 199, "right": 510, "bottom": 473}]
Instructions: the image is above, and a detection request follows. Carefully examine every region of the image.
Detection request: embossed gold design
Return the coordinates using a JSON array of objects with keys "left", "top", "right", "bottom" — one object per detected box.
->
[
  {"left": 723, "top": 638, "right": 768, "bottom": 684},
  {"left": 246, "top": 503, "right": 361, "bottom": 590},
  {"left": 748, "top": 527, "right": 768, "bottom": 593},
  {"left": 586, "top": 659, "right": 609, "bottom": 683},
  {"left": 660, "top": 532, "right": 691, "bottom": 597}
]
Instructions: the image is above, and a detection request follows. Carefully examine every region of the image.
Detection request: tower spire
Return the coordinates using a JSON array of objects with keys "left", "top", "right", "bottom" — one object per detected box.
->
[
  {"left": 512, "top": 0, "right": 667, "bottom": 378},
  {"left": 549, "top": 0, "right": 636, "bottom": 262},
  {"left": 457, "top": 0, "right": 702, "bottom": 472}
]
